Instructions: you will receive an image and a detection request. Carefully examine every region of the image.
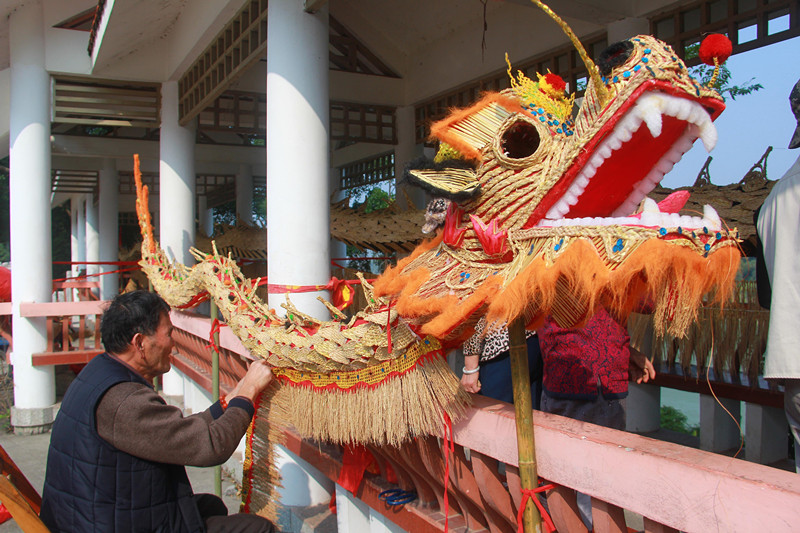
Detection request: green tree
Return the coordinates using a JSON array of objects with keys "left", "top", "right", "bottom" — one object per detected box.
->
[
  {"left": 685, "top": 42, "right": 762, "bottom": 101},
  {"left": 660, "top": 406, "right": 700, "bottom": 436}
]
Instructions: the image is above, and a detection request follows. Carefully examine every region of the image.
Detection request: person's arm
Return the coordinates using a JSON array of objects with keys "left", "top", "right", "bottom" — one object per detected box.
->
[
  {"left": 461, "top": 354, "right": 481, "bottom": 393},
  {"left": 97, "top": 360, "right": 273, "bottom": 467},
  {"left": 461, "top": 322, "right": 484, "bottom": 393}
]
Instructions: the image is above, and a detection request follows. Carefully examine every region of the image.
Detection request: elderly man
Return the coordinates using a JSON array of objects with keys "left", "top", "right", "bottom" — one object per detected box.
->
[
  {"left": 757, "top": 78, "right": 800, "bottom": 473},
  {"left": 40, "top": 290, "right": 275, "bottom": 532}
]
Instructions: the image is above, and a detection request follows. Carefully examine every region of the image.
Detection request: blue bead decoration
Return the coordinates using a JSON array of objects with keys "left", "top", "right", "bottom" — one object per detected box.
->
[
  {"left": 557, "top": 128, "right": 563, "bottom": 133},
  {"left": 553, "top": 119, "right": 559, "bottom": 125},
  {"left": 644, "top": 48, "right": 651, "bottom": 54},
  {"left": 540, "top": 116, "right": 546, "bottom": 122},
  {"left": 703, "top": 227, "right": 708, "bottom": 234},
  {"left": 623, "top": 71, "right": 631, "bottom": 78},
  {"left": 659, "top": 227, "right": 667, "bottom": 235},
  {"left": 612, "top": 238, "right": 624, "bottom": 253},
  {"left": 677, "top": 227, "right": 682, "bottom": 234},
  {"left": 634, "top": 65, "right": 641, "bottom": 72},
  {"left": 715, "top": 232, "right": 721, "bottom": 239},
  {"left": 704, "top": 243, "right": 710, "bottom": 251},
  {"left": 613, "top": 76, "right": 619, "bottom": 83},
  {"left": 642, "top": 57, "right": 649, "bottom": 63}
]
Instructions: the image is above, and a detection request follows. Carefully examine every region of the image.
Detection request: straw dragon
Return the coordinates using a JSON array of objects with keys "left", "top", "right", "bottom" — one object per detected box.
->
[{"left": 135, "top": 19, "right": 741, "bottom": 451}]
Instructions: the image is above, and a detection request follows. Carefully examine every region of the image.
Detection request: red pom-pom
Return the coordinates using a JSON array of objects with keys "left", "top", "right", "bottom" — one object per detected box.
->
[
  {"left": 698, "top": 34, "right": 732, "bottom": 66},
  {"left": 543, "top": 72, "right": 566, "bottom": 92}
]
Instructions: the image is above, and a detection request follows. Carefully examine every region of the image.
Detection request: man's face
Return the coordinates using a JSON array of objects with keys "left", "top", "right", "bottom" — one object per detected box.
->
[{"left": 139, "top": 312, "right": 175, "bottom": 381}]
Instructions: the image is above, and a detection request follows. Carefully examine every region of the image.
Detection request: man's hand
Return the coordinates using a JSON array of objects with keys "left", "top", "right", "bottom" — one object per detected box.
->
[
  {"left": 226, "top": 360, "right": 273, "bottom": 404},
  {"left": 629, "top": 347, "right": 655, "bottom": 384}
]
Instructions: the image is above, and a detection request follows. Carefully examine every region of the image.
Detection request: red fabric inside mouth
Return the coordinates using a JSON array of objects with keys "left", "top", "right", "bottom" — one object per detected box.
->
[{"left": 565, "top": 115, "right": 690, "bottom": 219}]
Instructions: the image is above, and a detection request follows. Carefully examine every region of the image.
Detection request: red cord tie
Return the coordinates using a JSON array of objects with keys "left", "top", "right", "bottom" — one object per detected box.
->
[
  {"left": 516, "top": 483, "right": 557, "bottom": 533},
  {"left": 207, "top": 318, "right": 227, "bottom": 352},
  {"left": 442, "top": 412, "right": 454, "bottom": 532}
]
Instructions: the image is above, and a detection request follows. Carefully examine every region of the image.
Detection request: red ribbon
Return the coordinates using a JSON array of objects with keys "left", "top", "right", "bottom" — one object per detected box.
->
[
  {"left": 516, "top": 483, "right": 557, "bottom": 533},
  {"left": 206, "top": 318, "right": 227, "bottom": 352},
  {"left": 442, "top": 412, "right": 454, "bottom": 532}
]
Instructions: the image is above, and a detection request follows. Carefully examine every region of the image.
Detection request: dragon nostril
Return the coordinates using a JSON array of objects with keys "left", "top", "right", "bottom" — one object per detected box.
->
[{"left": 597, "top": 40, "right": 635, "bottom": 77}]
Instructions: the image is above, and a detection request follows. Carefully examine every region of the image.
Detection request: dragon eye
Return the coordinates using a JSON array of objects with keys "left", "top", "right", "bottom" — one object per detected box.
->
[
  {"left": 500, "top": 120, "right": 540, "bottom": 159},
  {"left": 597, "top": 40, "right": 634, "bottom": 77}
]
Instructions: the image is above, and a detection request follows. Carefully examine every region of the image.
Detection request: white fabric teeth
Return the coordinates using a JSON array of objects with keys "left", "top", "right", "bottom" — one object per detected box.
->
[
  {"left": 537, "top": 202, "right": 722, "bottom": 231},
  {"left": 543, "top": 92, "right": 718, "bottom": 222}
]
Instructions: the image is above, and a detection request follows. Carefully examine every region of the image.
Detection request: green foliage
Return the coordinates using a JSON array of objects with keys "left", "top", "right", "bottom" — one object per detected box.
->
[
  {"left": 684, "top": 42, "right": 763, "bottom": 101},
  {"left": 661, "top": 405, "right": 700, "bottom": 436},
  {"left": 0, "top": 243, "right": 8, "bottom": 263}
]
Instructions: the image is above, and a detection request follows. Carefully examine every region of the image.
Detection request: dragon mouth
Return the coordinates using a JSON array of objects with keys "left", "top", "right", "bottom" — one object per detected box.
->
[{"left": 537, "top": 90, "right": 722, "bottom": 229}]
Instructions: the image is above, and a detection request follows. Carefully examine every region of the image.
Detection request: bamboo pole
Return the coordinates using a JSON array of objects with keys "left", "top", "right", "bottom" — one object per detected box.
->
[
  {"left": 210, "top": 301, "right": 222, "bottom": 497},
  {"left": 509, "top": 318, "right": 542, "bottom": 532}
]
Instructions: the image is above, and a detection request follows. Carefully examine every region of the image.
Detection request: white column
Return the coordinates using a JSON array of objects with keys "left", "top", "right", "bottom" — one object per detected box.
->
[
  {"left": 159, "top": 80, "right": 196, "bottom": 397},
  {"left": 236, "top": 163, "right": 253, "bottom": 226},
  {"left": 8, "top": 0, "right": 56, "bottom": 433},
  {"left": 197, "top": 195, "right": 214, "bottom": 237},
  {"left": 85, "top": 193, "right": 100, "bottom": 296},
  {"left": 394, "top": 104, "right": 426, "bottom": 210},
  {"left": 98, "top": 158, "right": 119, "bottom": 300},
  {"left": 76, "top": 195, "right": 86, "bottom": 266},
  {"left": 267, "top": 0, "right": 330, "bottom": 319},
  {"left": 70, "top": 195, "right": 79, "bottom": 271}
]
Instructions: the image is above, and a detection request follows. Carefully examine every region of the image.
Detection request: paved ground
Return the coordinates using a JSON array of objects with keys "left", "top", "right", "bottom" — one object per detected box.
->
[{"left": 0, "top": 429, "right": 243, "bottom": 532}]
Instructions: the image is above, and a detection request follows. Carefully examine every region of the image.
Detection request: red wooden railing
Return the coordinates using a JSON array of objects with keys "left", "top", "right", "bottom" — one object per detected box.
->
[{"left": 168, "top": 310, "right": 800, "bottom": 533}]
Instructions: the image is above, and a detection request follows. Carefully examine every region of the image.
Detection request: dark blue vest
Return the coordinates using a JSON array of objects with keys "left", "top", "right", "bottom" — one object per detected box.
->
[{"left": 40, "top": 353, "right": 206, "bottom": 532}]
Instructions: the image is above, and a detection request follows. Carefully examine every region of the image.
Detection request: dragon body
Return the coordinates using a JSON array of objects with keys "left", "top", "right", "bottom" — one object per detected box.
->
[{"left": 135, "top": 17, "right": 740, "bottom": 458}]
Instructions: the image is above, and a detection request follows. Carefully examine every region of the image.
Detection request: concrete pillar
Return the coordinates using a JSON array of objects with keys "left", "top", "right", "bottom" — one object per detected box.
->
[
  {"left": 236, "top": 163, "right": 253, "bottom": 225},
  {"left": 745, "top": 403, "right": 788, "bottom": 465},
  {"left": 334, "top": 484, "right": 405, "bottom": 533},
  {"left": 394, "top": 105, "right": 426, "bottom": 210},
  {"left": 8, "top": 0, "right": 57, "bottom": 433},
  {"left": 607, "top": 17, "right": 649, "bottom": 43},
  {"left": 197, "top": 195, "right": 214, "bottom": 238},
  {"left": 273, "top": 445, "right": 333, "bottom": 507},
  {"left": 98, "top": 158, "right": 119, "bottom": 299},
  {"left": 76, "top": 194, "right": 87, "bottom": 268},
  {"left": 266, "top": 0, "right": 330, "bottom": 320},
  {"left": 159, "top": 80, "right": 196, "bottom": 398},
  {"left": 700, "top": 395, "right": 742, "bottom": 453},
  {"left": 70, "top": 195, "right": 79, "bottom": 273},
  {"left": 85, "top": 193, "right": 100, "bottom": 296},
  {"left": 626, "top": 383, "right": 661, "bottom": 433}
]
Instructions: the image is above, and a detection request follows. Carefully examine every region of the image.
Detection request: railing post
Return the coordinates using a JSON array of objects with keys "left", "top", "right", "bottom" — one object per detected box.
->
[
  {"left": 210, "top": 301, "right": 222, "bottom": 497},
  {"left": 509, "top": 319, "right": 542, "bottom": 532}
]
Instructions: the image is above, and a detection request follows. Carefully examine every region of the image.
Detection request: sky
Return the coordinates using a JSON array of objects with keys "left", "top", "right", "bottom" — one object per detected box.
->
[{"left": 662, "top": 34, "right": 800, "bottom": 189}]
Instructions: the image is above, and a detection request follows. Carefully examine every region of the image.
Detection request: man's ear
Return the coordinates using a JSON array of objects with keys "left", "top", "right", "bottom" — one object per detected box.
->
[{"left": 131, "top": 332, "right": 145, "bottom": 353}]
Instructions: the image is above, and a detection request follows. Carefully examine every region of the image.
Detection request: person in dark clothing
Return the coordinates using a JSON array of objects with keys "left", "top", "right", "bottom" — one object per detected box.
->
[{"left": 40, "top": 290, "right": 275, "bottom": 533}]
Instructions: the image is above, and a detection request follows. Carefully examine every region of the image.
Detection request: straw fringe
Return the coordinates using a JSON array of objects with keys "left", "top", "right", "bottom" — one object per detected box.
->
[
  {"left": 240, "top": 384, "right": 284, "bottom": 523},
  {"left": 270, "top": 355, "right": 470, "bottom": 447}
]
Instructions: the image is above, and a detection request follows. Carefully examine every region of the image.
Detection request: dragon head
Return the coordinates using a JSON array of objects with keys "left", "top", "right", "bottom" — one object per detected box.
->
[{"left": 375, "top": 34, "right": 740, "bottom": 343}]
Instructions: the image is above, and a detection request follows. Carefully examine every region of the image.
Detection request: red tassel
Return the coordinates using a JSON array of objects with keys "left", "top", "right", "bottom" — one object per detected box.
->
[{"left": 699, "top": 34, "right": 732, "bottom": 66}]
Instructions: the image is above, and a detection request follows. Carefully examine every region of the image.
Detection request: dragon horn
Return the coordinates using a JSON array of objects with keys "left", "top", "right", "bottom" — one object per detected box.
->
[
  {"left": 528, "top": 0, "right": 608, "bottom": 106},
  {"left": 133, "top": 154, "right": 156, "bottom": 255}
]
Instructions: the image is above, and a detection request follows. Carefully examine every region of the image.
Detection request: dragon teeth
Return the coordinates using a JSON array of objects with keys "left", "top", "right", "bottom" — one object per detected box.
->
[
  {"left": 703, "top": 205, "right": 721, "bottom": 230},
  {"left": 553, "top": 91, "right": 718, "bottom": 222}
]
